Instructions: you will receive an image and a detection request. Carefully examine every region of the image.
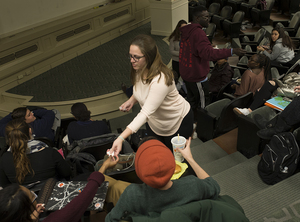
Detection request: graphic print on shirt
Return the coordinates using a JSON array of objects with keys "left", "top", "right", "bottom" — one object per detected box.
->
[{"left": 179, "top": 39, "right": 193, "bottom": 68}]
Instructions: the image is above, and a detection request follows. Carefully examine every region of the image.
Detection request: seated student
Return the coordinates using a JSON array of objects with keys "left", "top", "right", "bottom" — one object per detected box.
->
[
  {"left": 253, "top": 86, "right": 300, "bottom": 140},
  {"left": 0, "top": 156, "right": 122, "bottom": 222},
  {"left": 0, "top": 107, "right": 55, "bottom": 141},
  {"left": 257, "top": 27, "right": 295, "bottom": 67},
  {"left": 0, "top": 119, "right": 71, "bottom": 188},
  {"left": 67, "top": 103, "right": 111, "bottom": 144},
  {"left": 231, "top": 54, "right": 271, "bottom": 97},
  {"left": 208, "top": 58, "right": 234, "bottom": 102},
  {"left": 105, "top": 137, "right": 220, "bottom": 221}
]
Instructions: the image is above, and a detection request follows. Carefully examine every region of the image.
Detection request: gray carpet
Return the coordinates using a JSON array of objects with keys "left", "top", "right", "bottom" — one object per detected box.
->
[
  {"left": 8, "top": 23, "right": 171, "bottom": 102},
  {"left": 212, "top": 156, "right": 270, "bottom": 202}
]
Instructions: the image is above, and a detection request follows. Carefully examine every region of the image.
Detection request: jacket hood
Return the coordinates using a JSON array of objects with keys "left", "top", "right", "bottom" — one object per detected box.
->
[{"left": 180, "top": 23, "right": 203, "bottom": 40}]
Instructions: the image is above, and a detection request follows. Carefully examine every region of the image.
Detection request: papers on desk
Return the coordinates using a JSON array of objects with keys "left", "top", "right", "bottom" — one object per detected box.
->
[
  {"left": 45, "top": 181, "right": 108, "bottom": 211},
  {"left": 265, "top": 96, "right": 291, "bottom": 111}
]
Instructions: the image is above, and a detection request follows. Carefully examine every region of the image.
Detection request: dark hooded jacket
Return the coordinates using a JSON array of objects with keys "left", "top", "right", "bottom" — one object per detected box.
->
[
  {"left": 179, "top": 23, "right": 232, "bottom": 82},
  {"left": 209, "top": 62, "right": 234, "bottom": 93}
]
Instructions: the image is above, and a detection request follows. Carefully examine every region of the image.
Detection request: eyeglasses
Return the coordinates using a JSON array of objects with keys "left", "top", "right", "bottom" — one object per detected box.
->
[{"left": 128, "top": 54, "right": 145, "bottom": 62}]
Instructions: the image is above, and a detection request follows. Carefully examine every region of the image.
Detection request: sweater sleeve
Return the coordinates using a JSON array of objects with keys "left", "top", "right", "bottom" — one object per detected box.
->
[
  {"left": 32, "top": 109, "right": 55, "bottom": 138},
  {"left": 263, "top": 44, "right": 281, "bottom": 61},
  {"left": 0, "top": 113, "right": 12, "bottom": 137},
  {"left": 195, "top": 30, "right": 231, "bottom": 61},
  {"left": 169, "top": 38, "right": 179, "bottom": 57},
  {"left": 43, "top": 172, "right": 105, "bottom": 222},
  {"left": 52, "top": 149, "right": 72, "bottom": 180},
  {"left": 127, "top": 75, "right": 170, "bottom": 133},
  {"left": 234, "top": 70, "right": 251, "bottom": 96},
  {"left": 196, "top": 177, "right": 220, "bottom": 200}
]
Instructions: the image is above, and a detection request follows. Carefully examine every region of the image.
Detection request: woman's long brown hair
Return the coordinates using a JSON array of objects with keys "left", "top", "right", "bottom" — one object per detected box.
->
[
  {"left": 5, "top": 119, "right": 33, "bottom": 184},
  {"left": 130, "top": 34, "right": 173, "bottom": 87}
]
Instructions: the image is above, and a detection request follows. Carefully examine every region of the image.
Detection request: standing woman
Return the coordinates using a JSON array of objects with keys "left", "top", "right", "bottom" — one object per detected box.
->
[
  {"left": 257, "top": 27, "right": 294, "bottom": 67},
  {"left": 168, "top": 19, "right": 187, "bottom": 79},
  {"left": 0, "top": 119, "right": 71, "bottom": 188},
  {"left": 110, "top": 34, "right": 193, "bottom": 154}
]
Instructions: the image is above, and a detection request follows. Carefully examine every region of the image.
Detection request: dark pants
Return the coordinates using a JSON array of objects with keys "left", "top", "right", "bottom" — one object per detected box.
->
[
  {"left": 172, "top": 60, "right": 180, "bottom": 82},
  {"left": 145, "top": 108, "right": 194, "bottom": 152},
  {"left": 184, "top": 80, "right": 210, "bottom": 122},
  {"left": 184, "top": 80, "right": 210, "bottom": 109},
  {"left": 249, "top": 81, "right": 278, "bottom": 110}
]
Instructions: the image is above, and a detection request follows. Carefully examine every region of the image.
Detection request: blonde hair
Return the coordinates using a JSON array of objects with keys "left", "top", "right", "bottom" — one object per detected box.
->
[
  {"left": 5, "top": 119, "right": 34, "bottom": 184},
  {"left": 130, "top": 34, "right": 173, "bottom": 86}
]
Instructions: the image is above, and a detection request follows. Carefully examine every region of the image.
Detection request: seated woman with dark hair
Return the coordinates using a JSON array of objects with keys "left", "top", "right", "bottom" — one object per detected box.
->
[
  {"left": 0, "top": 119, "right": 71, "bottom": 188},
  {"left": 231, "top": 54, "right": 271, "bottom": 97},
  {"left": 257, "top": 27, "right": 294, "bottom": 67},
  {"left": 66, "top": 103, "right": 111, "bottom": 144},
  {"left": 0, "top": 107, "right": 55, "bottom": 141}
]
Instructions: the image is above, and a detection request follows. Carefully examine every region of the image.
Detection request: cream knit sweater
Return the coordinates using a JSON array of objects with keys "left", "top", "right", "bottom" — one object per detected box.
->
[{"left": 127, "top": 73, "right": 190, "bottom": 136}]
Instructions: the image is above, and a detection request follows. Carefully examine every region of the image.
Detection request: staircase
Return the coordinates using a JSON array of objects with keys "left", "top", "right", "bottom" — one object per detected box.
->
[{"left": 190, "top": 138, "right": 300, "bottom": 221}]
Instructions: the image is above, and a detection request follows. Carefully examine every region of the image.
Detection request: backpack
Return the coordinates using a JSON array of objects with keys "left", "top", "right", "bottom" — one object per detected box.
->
[
  {"left": 130, "top": 129, "right": 148, "bottom": 151},
  {"left": 65, "top": 152, "right": 96, "bottom": 178},
  {"left": 258, "top": 132, "right": 300, "bottom": 185}
]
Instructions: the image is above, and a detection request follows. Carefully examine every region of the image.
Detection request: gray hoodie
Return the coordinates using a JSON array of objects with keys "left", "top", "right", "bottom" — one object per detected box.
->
[{"left": 263, "top": 38, "right": 294, "bottom": 63}]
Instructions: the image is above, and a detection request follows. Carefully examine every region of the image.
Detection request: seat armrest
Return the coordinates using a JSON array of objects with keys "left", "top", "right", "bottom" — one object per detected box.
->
[
  {"left": 239, "top": 33, "right": 255, "bottom": 39},
  {"left": 223, "top": 92, "right": 236, "bottom": 100},
  {"left": 273, "top": 20, "right": 289, "bottom": 27}
]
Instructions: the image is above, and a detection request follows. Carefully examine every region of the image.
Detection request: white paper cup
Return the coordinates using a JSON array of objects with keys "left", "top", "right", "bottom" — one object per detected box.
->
[{"left": 171, "top": 136, "right": 186, "bottom": 162}]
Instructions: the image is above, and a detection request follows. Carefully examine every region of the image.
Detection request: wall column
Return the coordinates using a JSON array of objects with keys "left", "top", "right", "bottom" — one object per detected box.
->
[{"left": 149, "top": 0, "right": 188, "bottom": 37}]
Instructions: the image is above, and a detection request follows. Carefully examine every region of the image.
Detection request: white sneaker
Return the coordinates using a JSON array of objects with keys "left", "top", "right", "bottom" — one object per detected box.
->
[
  {"left": 192, "top": 131, "right": 198, "bottom": 139},
  {"left": 233, "top": 107, "right": 250, "bottom": 115}
]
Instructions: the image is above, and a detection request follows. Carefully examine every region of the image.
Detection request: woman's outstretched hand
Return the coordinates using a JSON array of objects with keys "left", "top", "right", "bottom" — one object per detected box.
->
[{"left": 108, "top": 137, "right": 123, "bottom": 157}]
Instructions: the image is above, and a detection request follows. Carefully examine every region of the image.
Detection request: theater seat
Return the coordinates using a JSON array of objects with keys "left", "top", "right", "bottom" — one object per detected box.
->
[
  {"left": 205, "top": 23, "right": 217, "bottom": 43},
  {"left": 236, "top": 106, "right": 277, "bottom": 158},
  {"left": 239, "top": 0, "right": 259, "bottom": 19},
  {"left": 208, "top": 2, "right": 221, "bottom": 17},
  {"left": 240, "top": 28, "right": 266, "bottom": 47},
  {"left": 223, "top": 11, "right": 245, "bottom": 38},
  {"left": 251, "top": 0, "right": 275, "bottom": 26},
  {"left": 196, "top": 92, "right": 253, "bottom": 141},
  {"left": 275, "top": 12, "right": 300, "bottom": 37},
  {"left": 211, "top": 6, "right": 232, "bottom": 30}
]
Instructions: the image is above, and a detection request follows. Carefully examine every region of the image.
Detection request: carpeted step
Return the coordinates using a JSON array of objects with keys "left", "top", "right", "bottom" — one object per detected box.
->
[
  {"left": 238, "top": 172, "right": 300, "bottom": 222},
  {"left": 202, "top": 151, "right": 248, "bottom": 176},
  {"left": 191, "top": 140, "right": 228, "bottom": 165},
  {"left": 212, "top": 155, "right": 270, "bottom": 202},
  {"left": 190, "top": 138, "right": 204, "bottom": 147}
]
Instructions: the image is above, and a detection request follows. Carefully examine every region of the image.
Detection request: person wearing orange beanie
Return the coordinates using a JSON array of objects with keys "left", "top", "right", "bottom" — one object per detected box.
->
[{"left": 105, "top": 137, "right": 220, "bottom": 221}]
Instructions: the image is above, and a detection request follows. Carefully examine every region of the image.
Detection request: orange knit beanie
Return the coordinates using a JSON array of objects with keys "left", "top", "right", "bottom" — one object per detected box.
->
[{"left": 135, "top": 139, "right": 176, "bottom": 188}]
